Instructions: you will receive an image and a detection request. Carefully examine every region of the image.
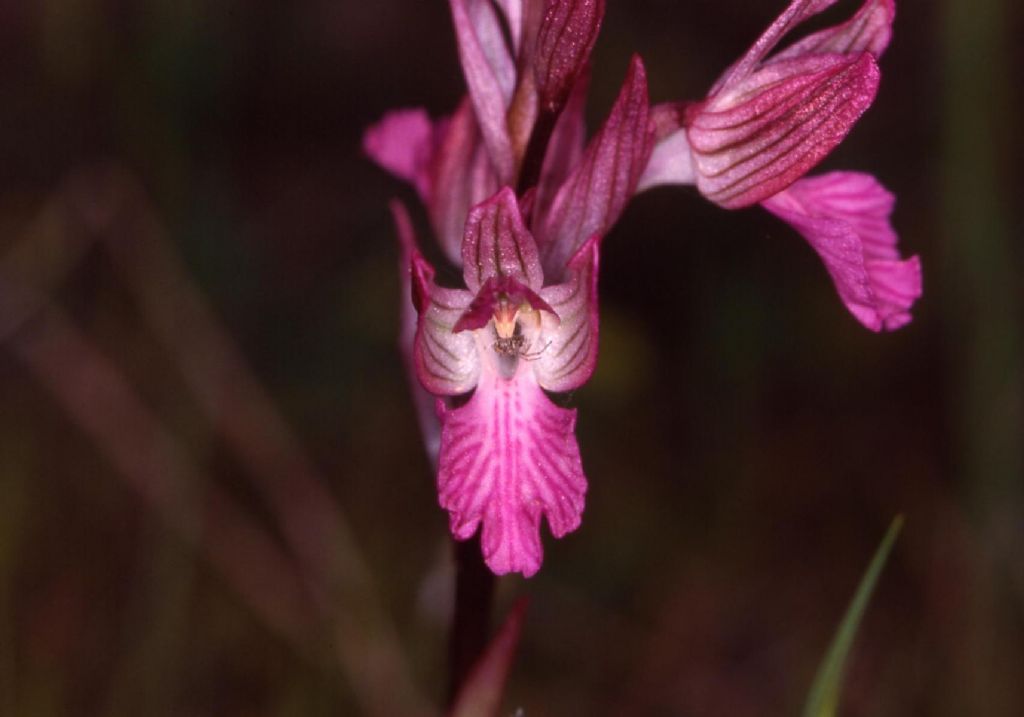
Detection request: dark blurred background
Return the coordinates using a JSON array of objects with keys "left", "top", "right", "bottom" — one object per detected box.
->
[{"left": 1, "top": 0, "right": 1022, "bottom": 714}]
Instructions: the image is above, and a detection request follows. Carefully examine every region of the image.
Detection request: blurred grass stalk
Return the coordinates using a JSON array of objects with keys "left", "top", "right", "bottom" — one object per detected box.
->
[
  {"left": 942, "top": 0, "right": 1024, "bottom": 713},
  {"left": 0, "top": 169, "right": 431, "bottom": 716}
]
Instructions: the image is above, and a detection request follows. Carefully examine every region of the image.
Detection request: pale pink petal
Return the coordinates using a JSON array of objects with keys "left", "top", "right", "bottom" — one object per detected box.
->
[
  {"left": 539, "top": 55, "right": 651, "bottom": 278},
  {"left": 450, "top": 0, "right": 516, "bottom": 181},
  {"left": 687, "top": 52, "right": 879, "bottom": 208},
  {"left": 637, "top": 102, "right": 696, "bottom": 191},
  {"left": 410, "top": 245, "right": 480, "bottom": 396},
  {"left": 437, "top": 364, "right": 587, "bottom": 577},
  {"left": 536, "top": 234, "right": 599, "bottom": 392},
  {"left": 534, "top": 0, "right": 604, "bottom": 113},
  {"left": 424, "top": 100, "right": 500, "bottom": 266},
  {"left": 494, "top": 0, "right": 524, "bottom": 53},
  {"left": 391, "top": 201, "right": 443, "bottom": 464},
  {"left": 761, "top": 172, "right": 922, "bottom": 331},
  {"left": 461, "top": 187, "right": 545, "bottom": 293},
  {"left": 771, "top": 0, "right": 894, "bottom": 63},
  {"left": 363, "top": 108, "right": 437, "bottom": 201}
]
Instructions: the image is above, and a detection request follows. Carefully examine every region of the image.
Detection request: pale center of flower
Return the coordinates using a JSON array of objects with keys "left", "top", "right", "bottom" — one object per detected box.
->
[{"left": 489, "top": 296, "right": 544, "bottom": 377}]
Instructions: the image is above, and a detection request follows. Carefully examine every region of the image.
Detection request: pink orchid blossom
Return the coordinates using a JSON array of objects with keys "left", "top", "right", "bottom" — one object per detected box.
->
[
  {"left": 640, "top": 0, "right": 922, "bottom": 332},
  {"left": 366, "top": 1, "right": 651, "bottom": 576},
  {"left": 408, "top": 188, "right": 598, "bottom": 577}
]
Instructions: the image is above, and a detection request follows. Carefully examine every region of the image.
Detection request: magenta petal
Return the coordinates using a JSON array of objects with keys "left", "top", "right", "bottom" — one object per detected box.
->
[
  {"left": 536, "top": 234, "right": 600, "bottom": 392},
  {"left": 429, "top": 100, "right": 501, "bottom": 266},
  {"left": 538, "top": 55, "right": 652, "bottom": 278},
  {"left": 534, "top": 0, "right": 604, "bottom": 113},
  {"left": 437, "top": 366, "right": 587, "bottom": 577},
  {"left": 450, "top": 0, "right": 517, "bottom": 181},
  {"left": 409, "top": 245, "right": 480, "bottom": 396},
  {"left": 462, "top": 187, "right": 545, "bottom": 293},
  {"left": 687, "top": 52, "right": 880, "bottom": 208},
  {"left": 761, "top": 172, "right": 922, "bottom": 331},
  {"left": 363, "top": 108, "right": 437, "bottom": 201}
]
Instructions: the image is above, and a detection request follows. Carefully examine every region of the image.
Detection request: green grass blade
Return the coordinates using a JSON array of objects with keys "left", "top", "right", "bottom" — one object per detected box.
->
[{"left": 802, "top": 515, "right": 903, "bottom": 717}]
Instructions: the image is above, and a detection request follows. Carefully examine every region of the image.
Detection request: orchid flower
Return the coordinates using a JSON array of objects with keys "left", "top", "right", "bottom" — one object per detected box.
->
[
  {"left": 407, "top": 188, "right": 598, "bottom": 576},
  {"left": 640, "top": 0, "right": 922, "bottom": 331},
  {"left": 366, "top": 0, "right": 651, "bottom": 575}
]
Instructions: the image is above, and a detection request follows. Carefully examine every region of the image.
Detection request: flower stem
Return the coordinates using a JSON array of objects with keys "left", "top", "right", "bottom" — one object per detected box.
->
[{"left": 447, "top": 533, "right": 496, "bottom": 704}]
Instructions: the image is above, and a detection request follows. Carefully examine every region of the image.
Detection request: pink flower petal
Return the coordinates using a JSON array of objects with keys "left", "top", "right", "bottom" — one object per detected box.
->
[
  {"left": 538, "top": 55, "right": 652, "bottom": 278},
  {"left": 534, "top": 0, "right": 604, "bottom": 114},
  {"left": 761, "top": 172, "right": 922, "bottom": 331},
  {"left": 429, "top": 99, "right": 501, "bottom": 266},
  {"left": 688, "top": 52, "right": 879, "bottom": 208},
  {"left": 536, "top": 234, "right": 600, "bottom": 392},
  {"left": 409, "top": 244, "right": 480, "bottom": 396},
  {"left": 461, "top": 187, "right": 545, "bottom": 293},
  {"left": 637, "top": 101, "right": 696, "bottom": 191},
  {"left": 363, "top": 108, "right": 438, "bottom": 201},
  {"left": 437, "top": 363, "right": 587, "bottom": 577},
  {"left": 450, "top": 0, "right": 517, "bottom": 181}
]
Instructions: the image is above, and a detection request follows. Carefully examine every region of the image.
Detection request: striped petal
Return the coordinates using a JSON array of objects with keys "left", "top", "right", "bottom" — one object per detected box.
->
[
  {"left": 410, "top": 246, "right": 480, "bottom": 396},
  {"left": 761, "top": 171, "right": 921, "bottom": 331},
  {"left": 536, "top": 234, "right": 599, "bottom": 392},
  {"left": 538, "top": 55, "right": 651, "bottom": 278},
  {"left": 462, "top": 187, "right": 545, "bottom": 293},
  {"left": 437, "top": 361, "right": 587, "bottom": 577}
]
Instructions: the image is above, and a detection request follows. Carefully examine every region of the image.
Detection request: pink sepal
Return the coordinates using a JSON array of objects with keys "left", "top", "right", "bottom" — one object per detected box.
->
[
  {"left": 536, "top": 234, "right": 600, "bottom": 392},
  {"left": 409, "top": 244, "right": 480, "bottom": 396},
  {"left": 688, "top": 52, "right": 880, "bottom": 208},
  {"left": 761, "top": 171, "right": 921, "bottom": 331},
  {"left": 461, "top": 187, "right": 545, "bottom": 293},
  {"left": 437, "top": 365, "right": 587, "bottom": 577},
  {"left": 533, "top": 66, "right": 590, "bottom": 227},
  {"left": 429, "top": 100, "right": 500, "bottom": 266},
  {"left": 538, "top": 55, "right": 652, "bottom": 278},
  {"left": 363, "top": 108, "right": 438, "bottom": 202},
  {"left": 686, "top": 0, "right": 895, "bottom": 208},
  {"left": 450, "top": 0, "right": 517, "bottom": 181}
]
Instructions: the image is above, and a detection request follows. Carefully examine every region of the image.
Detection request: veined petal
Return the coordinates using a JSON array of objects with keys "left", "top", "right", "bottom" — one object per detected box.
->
[
  {"left": 437, "top": 360, "right": 587, "bottom": 577},
  {"left": 462, "top": 187, "right": 545, "bottom": 293},
  {"left": 450, "top": 0, "right": 517, "bottom": 181},
  {"left": 770, "top": 0, "right": 894, "bottom": 64},
  {"left": 363, "top": 108, "right": 439, "bottom": 202},
  {"left": 410, "top": 246, "right": 480, "bottom": 396},
  {"left": 534, "top": 0, "right": 604, "bottom": 114},
  {"left": 429, "top": 99, "right": 501, "bottom": 265},
  {"left": 539, "top": 55, "right": 651, "bottom": 279},
  {"left": 761, "top": 172, "right": 922, "bottom": 331},
  {"left": 687, "top": 52, "right": 879, "bottom": 208},
  {"left": 536, "top": 234, "right": 599, "bottom": 392}
]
